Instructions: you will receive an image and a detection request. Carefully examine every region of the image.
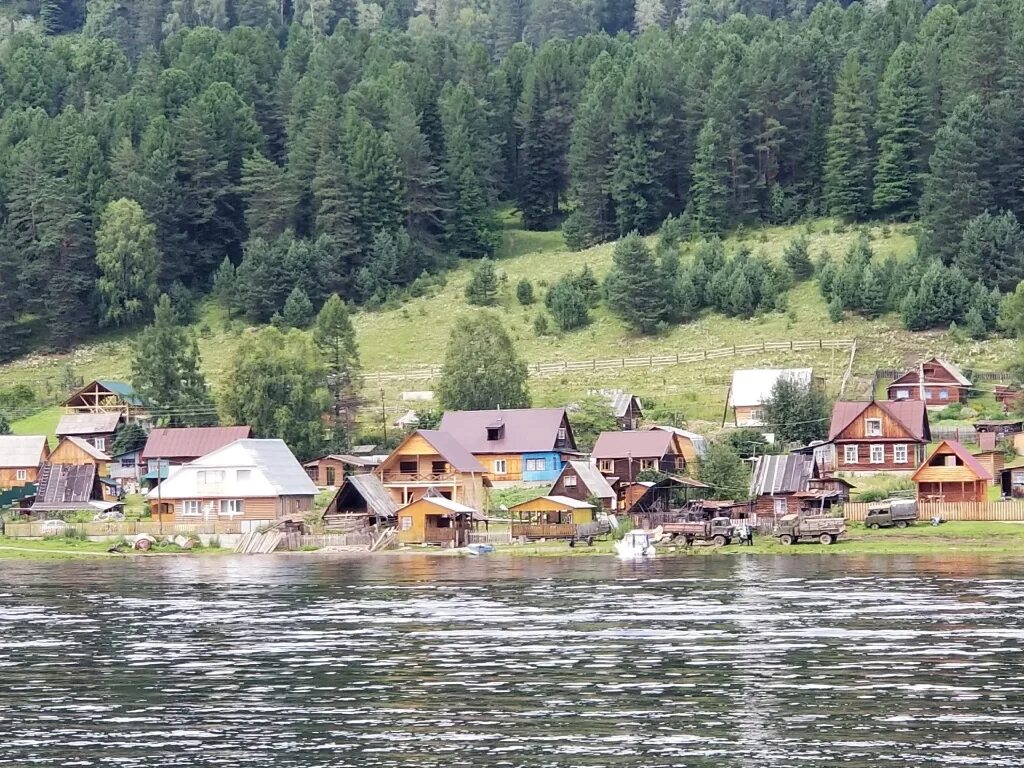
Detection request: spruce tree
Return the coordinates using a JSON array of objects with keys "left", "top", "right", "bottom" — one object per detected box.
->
[
  {"left": 783, "top": 235, "right": 813, "bottom": 281},
  {"left": 545, "top": 276, "right": 589, "bottom": 331},
  {"left": 516, "top": 278, "right": 534, "bottom": 305},
  {"left": 95, "top": 198, "right": 161, "bottom": 328},
  {"left": 605, "top": 232, "right": 668, "bottom": 334},
  {"left": 313, "top": 294, "right": 362, "bottom": 449},
  {"left": 240, "top": 153, "right": 294, "bottom": 241},
  {"left": 860, "top": 265, "right": 885, "bottom": 319},
  {"left": 282, "top": 286, "right": 314, "bottom": 328},
  {"left": 956, "top": 210, "right": 1024, "bottom": 293},
  {"left": 688, "top": 118, "right": 729, "bottom": 235},
  {"left": 465, "top": 258, "right": 499, "bottom": 306},
  {"left": 824, "top": 52, "right": 872, "bottom": 221}
]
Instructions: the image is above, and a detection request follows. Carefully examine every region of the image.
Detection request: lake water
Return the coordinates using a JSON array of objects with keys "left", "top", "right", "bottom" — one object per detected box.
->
[{"left": 1, "top": 554, "right": 1023, "bottom": 767}]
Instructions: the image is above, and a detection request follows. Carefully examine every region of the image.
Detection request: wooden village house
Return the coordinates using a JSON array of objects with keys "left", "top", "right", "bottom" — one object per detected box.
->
[
  {"left": 591, "top": 430, "right": 696, "bottom": 483},
  {"left": 55, "top": 412, "right": 122, "bottom": 454},
  {"left": 887, "top": 358, "right": 971, "bottom": 407},
  {"left": 727, "top": 368, "right": 816, "bottom": 427},
  {"left": 912, "top": 440, "right": 991, "bottom": 503},
  {"left": 396, "top": 494, "right": 477, "bottom": 547},
  {"left": 376, "top": 429, "right": 487, "bottom": 509},
  {"left": 507, "top": 495, "right": 596, "bottom": 540},
  {"left": 49, "top": 436, "right": 111, "bottom": 476},
  {"left": 749, "top": 453, "right": 851, "bottom": 521},
  {"left": 321, "top": 474, "right": 398, "bottom": 530},
  {"left": 147, "top": 439, "right": 317, "bottom": 528},
  {"left": 549, "top": 460, "right": 619, "bottom": 511},
  {"left": 140, "top": 426, "right": 253, "bottom": 486},
  {"left": 826, "top": 400, "right": 931, "bottom": 474},
  {"left": 62, "top": 379, "right": 148, "bottom": 419},
  {"left": 0, "top": 436, "right": 50, "bottom": 490},
  {"left": 303, "top": 454, "right": 384, "bottom": 487},
  {"left": 585, "top": 390, "right": 644, "bottom": 431},
  {"left": 437, "top": 408, "right": 578, "bottom": 485}
]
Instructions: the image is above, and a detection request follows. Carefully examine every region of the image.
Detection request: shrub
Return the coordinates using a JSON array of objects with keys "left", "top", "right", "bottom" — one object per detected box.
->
[
  {"left": 516, "top": 278, "right": 535, "bottom": 305},
  {"left": 465, "top": 258, "right": 499, "bottom": 306},
  {"left": 545, "top": 277, "right": 590, "bottom": 331},
  {"left": 533, "top": 313, "right": 550, "bottom": 336}
]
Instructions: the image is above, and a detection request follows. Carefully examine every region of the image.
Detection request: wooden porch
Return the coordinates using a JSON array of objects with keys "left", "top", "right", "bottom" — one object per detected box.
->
[{"left": 511, "top": 522, "right": 577, "bottom": 539}]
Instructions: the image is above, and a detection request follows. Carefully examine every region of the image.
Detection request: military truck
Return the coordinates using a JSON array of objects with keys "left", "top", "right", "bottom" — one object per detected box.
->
[
  {"left": 776, "top": 513, "right": 845, "bottom": 545},
  {"left": 864, "top": 498, "right": 918, "bottom": 529},
  {"left": 663, "top": 516, "right": 737, "bottom": 546}
]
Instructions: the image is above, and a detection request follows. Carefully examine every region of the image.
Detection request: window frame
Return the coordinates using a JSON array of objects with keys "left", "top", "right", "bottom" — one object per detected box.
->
[
  {"left": 493, "top": 459, "right": 507, "bottom": 475},
  {"left": 639, "top": 458, "right": 655, "bottom": 471},
  {"left": 557, "top": 427, "right": 567, "bottom": 442},
  {"left": 563, "top": 475, "right": 577, "bottom": 487},
  {"left": 15, "top": 469, "right": 28, "bottom": 481},
  {"left": 869, "top": 444, "right": 885, "bottom": 464},
  {"left": 219, "top": 499, "right": 243, "bottom": 517},
  {"left": 865, "top": 418, "right": 882, "bottom": 437},
  {"left": 400, "top": 516, "right": 413, "bottom": 531},
  {"left": 93, "top": 437, "right": 106, "bottom": 452},
  {"left": 525, "top": 458, "right": 546, "bottom": 473},
  {"left": 398, "top": 460, "right": 417, "bottom": 475},
  {"left": 598, "top": 459, "right": 614, "bottom": 473},
  {"left": 844, "top": 444, "right": 859, "bottom": 464},
  {"left": 183, "top": 500, "right": 201, "bottom": 517},
  {"left": 894, "top": 444, "right": 908, "bottom": 464}
]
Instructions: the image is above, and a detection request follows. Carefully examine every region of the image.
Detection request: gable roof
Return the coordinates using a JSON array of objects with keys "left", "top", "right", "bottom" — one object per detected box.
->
[
  {"left": 932, "top": 358, "right": 971, "bottom": 386},
  {"left": 64, "top": 436, "right": 112, "bottom": 462},
  {"left": 649, "top": 425, "right": 709, "bottom": 457},
  {"left": 890, "top": 358, "right": 972, "bottom": 387},
  {"left": 592, "top": 430, "right": 675, "bottom": 459},
  {"left": 438, "top": 408, "right": 573, "bottom": 454},
  {"left": 147, "top": 439, "right": 317, "bottom": 499},
  {"left": 404, "top": 496, "right": 477, "bottom": 515},
  {"left": 560, "top": 460, "right": 616, "bottom": 500},
  {"left": 749, "top": 454, "right": 814, "bottom": 496},
  {"left": 32, "top": 464, "right": 101, "bottom": 511},
  {"left": 509, "top": 495, "right": 594, "bottom": 511},
  {"left": 326, "top": 474, "right": 399, "bottom": 519},
  {"left": 828, "top": 400, "right": 930, "bottom": 442},
  {"left": 63, "top": 379, "right": 145, "bottom": 408},
  {"left": 141, "top": 426, "right": 253, "bottom": 461},
  {"left": 912, "top": 440, "right": 991, "bottom": 482},
  {"left": 55, "top": 412, "right": 121, "bottom": 437},
  {"left": 729, "top": 369, "right": 813, "bottom": 408},
  {"left": 400, "top": 430, "right": 486, "bottom": 473},
  {"left": 0, "top": 435, "right": 48, "bottom": 468},
  {"left": 607, "top": 392, "right": 641, "bottom": 418}
]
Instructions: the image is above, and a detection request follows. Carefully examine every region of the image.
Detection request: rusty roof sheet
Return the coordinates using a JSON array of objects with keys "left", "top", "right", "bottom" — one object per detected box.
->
[
  {"left": 438, "top": 408, "right": 572, "bottom": 454},
  {"left": 592, "top": 430, "right": 674, "bottom": 459},
  {"left": 828, "top": 400, "right": 930, "bottom": 442},
  {"left": 141, "top": 426, "right": 253, "bottom": 460},
  {"left": 749, "top": 454, "right": 813, "bottom": 496}
]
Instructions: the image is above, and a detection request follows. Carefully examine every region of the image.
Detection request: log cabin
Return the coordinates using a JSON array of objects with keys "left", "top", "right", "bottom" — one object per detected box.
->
[
  {"left": 826, "top": 400, "right": 931, "bottom": 475},
  {"left": 396, "top": 495, "right": 477, "bottom": 547},
  {"left": 549, "top": 460, "right": 618, "bottom": 510},
  {"left": 887, "top": 358, "right": 971, "bottom": 407},
  {"left": 437, "top": 408, "right": 578, "bottom": 485},
  {"left": 748, "top": 453, "right": 850, "bottom": 520},
  {"left": 376, "top": 429, "right": 487, "bottom": 509},
  {"left": 146, "top": 439, "right": 317, "bottom": 528},
  {"left": 0, "top": 436, "right": 50, "bottom": 490},
  {"left": 591, "top": 430, "right": 694, "bottom": 483},
  {"left": 55, "top": 412, "right": 122, "bottom": 454},
  {"left": 727, "top": 368, "right": 817, "bottom": 427},
  {"left": 912, "top": 440, "right": 991, "bottom": 503},
  {"left": 507, "top": 495, "right": 595, "bottom": 540}
]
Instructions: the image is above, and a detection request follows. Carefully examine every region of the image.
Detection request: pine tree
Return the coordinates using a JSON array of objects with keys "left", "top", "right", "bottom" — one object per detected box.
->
[
  {"left": 465, "top": 258, "right": 499, "bottom": 306},
  {"left": 828, "top": 296, "right": 844, "bottom": 323},
  {"left": 873, "top": 42, "right": 928, "bottom": 220},
  {"left": 282, "top": 286, "right": 314, "bottom": 328},
  {"left": 95, "top": 199, "right": 161, "bottom": 328},
  {"left": 240, "top": 153, "right": 294, "bottom": 241},
  {"left": 212, "top": 256, "right": 237, "bottom": 309},
  {"left": 965, "top": 305, "right": 987, "bottom": 340},
  {"left": 728, "top": 272, "right": 755, "bottom": 318},
  {"left": 313, "top": 294, "right": 362, "bottom": 449},
  {"left": 545, "top": 276, "right": 589, "bottom": 331},
  {"left": 516, "top": 278, "right": 534, "bottom": 305},
  {"left": 688, "top": 118, "right": 729, "bottom": 235},
  {"left": 605, "top": 232, "right": 668, "bottom": 334},
  {"left": 956, "top": 210, "right": 1024, "bottom": 293},
  {"left": 824, "top": 52, "right": 872, "bottom": 221},
  {"left": 783, "top": 235, "right": 813, "bottom": 281},
  {"left": 860, "top": 265, "right": 885, "bottom": 319}
]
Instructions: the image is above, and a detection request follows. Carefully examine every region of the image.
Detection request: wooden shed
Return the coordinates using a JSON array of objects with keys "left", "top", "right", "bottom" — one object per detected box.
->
[
  {"left": 912, "top": 440, "right": 992, "bottom": 503},
  {"left": 49, "top": 437, "right": 111, "bottom": 477},
  {"left": 396, "top": 496, "right": 477, "bottom": 548},
  {"left": 508, "top": 495, "right": 595, "bottom": 539}
]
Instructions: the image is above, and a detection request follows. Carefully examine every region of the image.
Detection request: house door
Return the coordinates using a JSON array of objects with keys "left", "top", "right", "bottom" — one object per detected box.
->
[{"left": 326, "top": 466, "right": 336, "bottom": 486}]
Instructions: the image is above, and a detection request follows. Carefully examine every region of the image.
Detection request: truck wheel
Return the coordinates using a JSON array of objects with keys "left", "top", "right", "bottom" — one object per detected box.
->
[
  {"left": 868, "top": 523, "right": 880, "bottom": 530},
  {"left": 713, "top": 534, "right": 727, "bottom": 547},
  {"left": 779, "top": 534, "right": 793, "bottom": 546},
  {"left": 895, "top": 520, "right": 908, "bottom": 529},
  {"left": 819, "top": 533, "right": 833, "bottom": 545}
]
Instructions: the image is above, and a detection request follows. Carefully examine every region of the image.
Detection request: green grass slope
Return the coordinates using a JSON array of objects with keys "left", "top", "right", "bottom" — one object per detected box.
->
[{"left": 1, "top": 219, "right": 1014, "bottom": 430}]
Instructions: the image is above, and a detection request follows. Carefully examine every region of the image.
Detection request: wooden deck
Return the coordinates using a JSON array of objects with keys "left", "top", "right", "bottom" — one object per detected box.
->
[{"left": 511, "top": 523, "right": 576, "bottom": 539}]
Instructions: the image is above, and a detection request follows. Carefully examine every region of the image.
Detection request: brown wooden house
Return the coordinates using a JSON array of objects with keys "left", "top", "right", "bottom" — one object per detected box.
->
[
  {"left": 912, "top": 440, "right": 991, "bottom": 503},
  {"left": 549, "top": 460, "right": 619, "bottom": 510},
  {"left": 591, "top": 430, "right": 691, "bottom": 483},
  {"left": 376, "top": 429, "right": 487, "bottom": 509},
  {"left": 887, "top": 358, "right": 971, "bottom": 407},
  {"left": 49, "top": 436, "right": 112, "bottom": 477},
  {"left": 0, "top": 436, "right": 50, "bottom": 489},
  {"left": 827, "top": 400, "right": 931, "bottom": 474},
  {"left": 749, "top": 453, "right": 851, "bottom": 520}
]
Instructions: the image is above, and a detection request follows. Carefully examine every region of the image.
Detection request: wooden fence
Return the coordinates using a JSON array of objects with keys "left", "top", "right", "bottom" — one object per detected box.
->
[
  {"left": 366, "top": 339, "right": 856, "bottom": 383},
  {"left": 931, "top": 426, "right": 979, "bottom": 444},
  {"left": 468, "top": 530, "right": 513, "bottom": 545},
  {"left": 3, "top": 520, "right": 248, "bottom": 538},
  {"left": 844, "top": 501, "right": 1024, "bottom": 522},
  {"left": 281, "top": 532, "right": 373, "bottom": 549}
]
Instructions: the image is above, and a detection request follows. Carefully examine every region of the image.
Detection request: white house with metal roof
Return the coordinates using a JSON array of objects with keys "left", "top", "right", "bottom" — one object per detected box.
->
[{"left": 727, "top": 368, "right": 816, "bottom": 427}]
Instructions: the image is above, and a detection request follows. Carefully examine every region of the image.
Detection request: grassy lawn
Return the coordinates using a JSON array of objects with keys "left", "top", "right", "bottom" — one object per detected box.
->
[
  {"left": 0, "top": 535, "right": 231, "bottom": 560},
  {"left": 1, "top": 217, "right": 1016, "bottom": 430},
  {"left": 9, "top": 406, "right": 63, "bottom": 444}
]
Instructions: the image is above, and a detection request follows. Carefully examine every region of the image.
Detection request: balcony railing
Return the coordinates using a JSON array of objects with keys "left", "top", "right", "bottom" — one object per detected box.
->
[{"left": 382, "top": 471, "right": 457, "bottom": 484}]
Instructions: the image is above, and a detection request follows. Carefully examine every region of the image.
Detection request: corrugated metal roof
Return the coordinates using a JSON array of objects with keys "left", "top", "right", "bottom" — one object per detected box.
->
[
  {"left": 592, "top": 430, "right": 674, "bottom": 459},
  {"left": 32, "top": 464, "right": 100, "bottom": 511},
  {"left": 346, "top": 474, "right": 399, "bottom": 518},
  {"left": 562, "top": 460, "right": 616, "bottom": 500},
  {"left": 0, "top": 436, "right": 48, "bottom": 468},
  {"left": 933, "top": 358, "right": 971, "bottom": 386},
  {"left": 414, "top": 430, "right": 486, "bottom": 473},
  {"left": 147, "top": 439, "right": 317, "bottom": 499},
  {"left": 749, "top": 454, "right": 813, "bottom": 496},
  {"left": 55, "top": 412, "right": 121, "bottom": 436},
  {"left": 509, "top": 495, "right": 594, "bottom": 511},
  {"left": 828, "top": 400, "right": 930, "bottom": 441},
  {"left": 729, "top": 369, "right": 813, "bottom": 408},
  {"left": 141, "top": 426, "right": 253, "bottom": 460},
  {"left": 438, "top": 408, "right": 572, "bottom": 454},
  {"left": 64, "top": 436, "right": 111, "bottom": 462},
  {"left": 95, "top": 380, "right": 145, "bottom": 406},
  {"left": 912, "top": 440, "right": 992, "bottom": 483},
  {"left": 607, "top": 392, "right": 639, "bottom": 418}
]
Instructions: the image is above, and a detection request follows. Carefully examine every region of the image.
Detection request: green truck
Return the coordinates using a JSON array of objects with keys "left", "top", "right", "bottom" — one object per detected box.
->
[
  {"left": 864, "top": 498, "right": 918, "bottom": 529},
  {"left": 776, "top": 513, "right": 845, "bottom": 545}
]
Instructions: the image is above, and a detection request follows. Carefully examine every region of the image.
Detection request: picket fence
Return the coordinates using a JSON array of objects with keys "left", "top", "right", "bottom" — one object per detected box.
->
[
  {"left": 844, "top": 501, "right": 1024, "bottom": 522},
  {"left": 366, "top": 339, "right": 855, "bottom": 383}
]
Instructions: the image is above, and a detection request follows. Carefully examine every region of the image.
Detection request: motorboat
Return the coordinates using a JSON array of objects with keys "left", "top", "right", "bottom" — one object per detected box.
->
[{"left": 615, "top": 529, "right": 657, "bottom": 560}]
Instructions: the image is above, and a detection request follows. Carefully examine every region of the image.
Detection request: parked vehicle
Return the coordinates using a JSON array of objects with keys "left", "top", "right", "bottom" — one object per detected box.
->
[
  {"left": 864, "top": 499, "right": 918, "bottom": 529},
  {"left": 663, "top": 516, "right": 737, "bottom": 546},
  {"left": 615, "top": 529, "right": 657, "bottom": 559},
  {"left": 776, "top": 514, "right": 845, "bottom": 545}
]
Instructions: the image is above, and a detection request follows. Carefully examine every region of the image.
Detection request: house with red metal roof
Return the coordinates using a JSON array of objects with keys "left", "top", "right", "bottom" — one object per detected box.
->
[
  {"left": 826, "top": 400, "right": 931, "bottom": 474},
  {"left": 375, "top": 429, "right": 488, "bottom": 510},
  {"left": 591, "top": 430, "right": 693, "bottom": 483},
  {"left": 912, "top": 441, "right": 991, "bottom": 503},
  {"left": 437, "top": 408, "right": 577, "bottom": 485},
  {"left": 140, "top": 426, "right": 253, "bottom": 484}
]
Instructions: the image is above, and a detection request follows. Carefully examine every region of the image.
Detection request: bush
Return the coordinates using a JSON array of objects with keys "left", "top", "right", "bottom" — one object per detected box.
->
[
  {"left": 533, "top": 313, "right": 550, "bottom": 336},
  {"left": 516, "top": 278, "right": 535, "bottom": 305},
  {"left": 545, "top": 277, "right": 590, "bottom": 331}
]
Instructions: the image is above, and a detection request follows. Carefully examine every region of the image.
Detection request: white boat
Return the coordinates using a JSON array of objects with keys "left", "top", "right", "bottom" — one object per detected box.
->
[{"left": 615, "top": 529, "right": 657, "bottom": 560}]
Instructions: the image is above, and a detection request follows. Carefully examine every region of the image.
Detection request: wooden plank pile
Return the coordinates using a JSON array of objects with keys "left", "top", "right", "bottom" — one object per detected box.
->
[{"left": 233, "top": 530, "right": 284, "bottom": 554}]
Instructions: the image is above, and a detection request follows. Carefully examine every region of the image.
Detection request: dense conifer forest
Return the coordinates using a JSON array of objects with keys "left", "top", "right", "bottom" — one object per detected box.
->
[{"left": 1, "top": 0, "right": 1023, "bottom": 362}]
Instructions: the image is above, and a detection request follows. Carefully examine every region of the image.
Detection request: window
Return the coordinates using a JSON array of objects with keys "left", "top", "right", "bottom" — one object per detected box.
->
[
  {"left": 398, "top": 460, "right": 417, "bottom": 474},
  {"left": 16, "top": 469, "right": 27, "bottom": 481},
  {"left": 894, "top": 388, "right": 910, "bottom": 400},
  {"left": 120, "top": 457, "right": 136, "bottom": 468},
  {"left": 773, "top": 498, "right": 788, "bottom": 515},
  {"left": 325, "top": 467, "right": 336, "bottom": 486},
  {"left": 493, "top": 459, "right": 507, "bottom": 474},
  {"left": 939, "top": 389, "right": 949, "bottom": 400},
  {"left": 219, "top": 499, "right": 243, "bottom": 516},
  {"left": 844, "top": 445, "right": 859, "bottom": 464},
  {"left": 431, "top": 461, "right": 447, "bottom": 475},
  {"left": 400, "top": 516, "right": 413, "bottom": 531},
  {"left": 93, "top": 437, "right": 106, "bottom": 452},
  {"left": 486, "top": 425, "right": 504, "bottom": 441},
  {"left": 870, "top": 445, "right": 884, "bottom": 464},
  {"left": 865, "top": 418, "right": 882, "bottom": 437},
  {"left": 675, "top": 456, "right": 687, "bottom": 470},
  {"left": 564, "top": 475, "right": 577, "bottom": 487},
  {"left": 598, "top": 459, "right": 614, "bottom": 473},
  {"left": 557, "top": 427, "right": 567, "bottom": 442},
  {"left": 924, "top": 389, "right": 933, "bottom": 400},
  {"left": 525, "top": 458, "right": 546, "bottom": 472},
  {"left": 197, "top": 470, "right": 224, "bottom": 484},
  {"left": 894, "top": 444, "right": 908, "bottom": 464},
  {"left": 749, "top": 410, "right": 764, "bottom": 423},
  {"left": 183, "top": 500, "right": 201, "bottom": 517},
  {"left": 639, "top": 459, "right": 655, "bottom": 471},
  {"left": 236, "top": 469, "right": 252, "bottom": 482}
]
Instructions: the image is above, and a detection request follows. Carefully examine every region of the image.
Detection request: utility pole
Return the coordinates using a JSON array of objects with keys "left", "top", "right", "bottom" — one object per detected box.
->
[{"left": 381, "top": 389, "right": 388, "bottom": 447}]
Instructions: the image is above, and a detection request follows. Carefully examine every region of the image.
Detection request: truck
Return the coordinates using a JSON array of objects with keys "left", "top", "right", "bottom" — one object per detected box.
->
[
  {"left": 776, "top": 513, "right": 845, "bottom": 545},
  {"left": 663, "top": 516, "right": 737, "bottom": 546},
  {"left": 864, "top": 498, "right": 918, "bottom": 529}
]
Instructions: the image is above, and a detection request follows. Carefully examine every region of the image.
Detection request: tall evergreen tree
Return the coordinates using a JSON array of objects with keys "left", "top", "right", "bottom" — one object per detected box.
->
[
  {"left": 240, "top": 152, "right": 294, "bottom": 241},
  {"left": 688, "top": 118, "right": 729, "bottom": 235},
  {"left": 824, "top": 52, "right": 872, "bottom": 221},
  {"left": 95, "top": 198, "right": 161, "bottom": 328},
  {"left": 604, "top": 232, "right": 668, "bottom": 334},
  {"left": 313, "top": 293, "right": 362, "bottom": 449}
]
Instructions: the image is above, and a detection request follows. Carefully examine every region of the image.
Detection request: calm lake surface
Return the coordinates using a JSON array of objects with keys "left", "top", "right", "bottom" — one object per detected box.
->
[{"left": 1, "top": 554, "right": 1023, "bottom": 767}]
